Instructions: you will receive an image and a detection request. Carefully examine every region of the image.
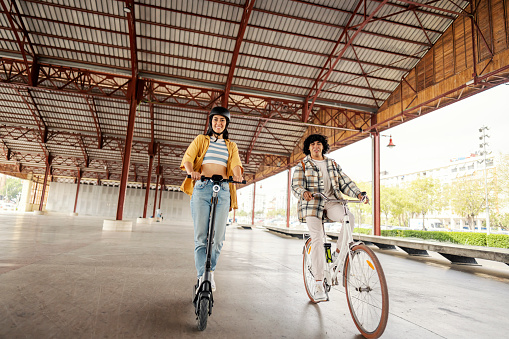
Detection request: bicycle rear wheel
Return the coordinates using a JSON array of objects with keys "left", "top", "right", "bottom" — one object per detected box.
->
[
  {"left": 344, "top": 244, "right": 389, "bottom": 339},
  {"left": 302, "top": 237, "right": 317, "bottom": 302}
]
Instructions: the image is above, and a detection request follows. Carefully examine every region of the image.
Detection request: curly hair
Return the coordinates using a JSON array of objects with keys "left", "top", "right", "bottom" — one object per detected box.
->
[{"left": 303, "top": 134, "right": 329, "bottom": 155}]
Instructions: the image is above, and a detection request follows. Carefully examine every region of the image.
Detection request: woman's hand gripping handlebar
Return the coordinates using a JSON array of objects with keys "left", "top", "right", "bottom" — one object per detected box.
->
[
  {"left": 187, "top": 174, "right": 247, "bottom": 185},
  {"left": 309, "top": 191, "right": 370, "bottom": 204}
]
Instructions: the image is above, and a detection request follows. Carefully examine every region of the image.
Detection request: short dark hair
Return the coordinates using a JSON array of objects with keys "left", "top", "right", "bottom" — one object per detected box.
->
[{"left": 303, "top": 134, "right": 329, "bottom": 155}]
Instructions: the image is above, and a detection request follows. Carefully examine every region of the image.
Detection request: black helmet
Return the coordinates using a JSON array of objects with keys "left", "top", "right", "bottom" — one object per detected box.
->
[{"left": 209, "top": 106, "right": 230, "bottom": 126}]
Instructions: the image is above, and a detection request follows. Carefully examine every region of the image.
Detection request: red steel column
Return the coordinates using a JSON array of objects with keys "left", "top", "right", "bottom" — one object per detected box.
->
[
  {"left": 152, "top": 147, "right": 161, "bottom": 217},
  {"left": 470, "top": 15, "right": 478, "bottom": 84},
  {"left": 73, "top": 170, "right": 81, "bottom": 213},
  {"left": 372, "top": 132, "right": 381, "bottom": 236},
  {"left": 158, "top": 177, "right": 164, "bottom": 209},
  {"left": 286, "top": 169, "right": 291, "bottom": 228},
  {"left": 32, "top": 181, "right": 38, "bottom": 204},
  {"left": 39, "top": 164, "right": 50, "bottom": 211},
  {"left": 251, "top": 183, "right": 256, "bottom": 225},
  {"left": 116, "top": 79, "right": 143, "bottom": 221},
  {"left": 152, "top": 173, "right": 160, "bottom": 218},
  {"left": 143, "top": 154, "right": 154, "bottom": 218}
]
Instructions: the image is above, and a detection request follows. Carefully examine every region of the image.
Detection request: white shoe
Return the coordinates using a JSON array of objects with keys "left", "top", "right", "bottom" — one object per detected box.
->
[
  {"left": 195, "top": 275, "right": 203, "bottom": 294},
  {"left": 196, "top": 272, "right": 216, "bottom": 292},
  {"left": 210, "top": 271, "right": 216, "bottom": 292},
  {"left": 314, "top": 281, "right": 327, "bottom": 302}
]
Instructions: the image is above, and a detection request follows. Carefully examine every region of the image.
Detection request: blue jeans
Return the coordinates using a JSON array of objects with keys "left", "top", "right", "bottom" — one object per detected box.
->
[{"left": 191, "top": 180, "right": 230, "bottom": 278}]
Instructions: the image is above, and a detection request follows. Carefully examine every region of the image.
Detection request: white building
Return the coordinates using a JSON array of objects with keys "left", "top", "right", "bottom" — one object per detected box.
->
[{"left": 381, "top": 153, "right": 500, "bottom": 230}]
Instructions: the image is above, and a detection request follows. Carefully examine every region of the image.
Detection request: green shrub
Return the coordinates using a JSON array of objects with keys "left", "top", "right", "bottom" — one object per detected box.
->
[
  {"left": 354, "top": 228, "right": 372, "bottom": 235},
  {"left": 358, "top": 228, "right": 509, "bottom": 248},
  {"left": 486, "top": 234, "right": 509, "bottom": 249},
  {"left": 378, "top": 230, "right": 487, "bottom": 246}
]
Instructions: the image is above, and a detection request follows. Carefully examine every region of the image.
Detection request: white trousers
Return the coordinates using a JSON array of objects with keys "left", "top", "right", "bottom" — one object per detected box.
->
[{"left": 305, "top": 201, "right": 355, "bottom": 281}]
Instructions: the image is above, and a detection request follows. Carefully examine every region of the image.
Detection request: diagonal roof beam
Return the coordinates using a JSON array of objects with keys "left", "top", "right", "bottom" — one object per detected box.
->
[
  {"left": 0, "top": 138, "right": 11, "bottom": 160},
  {"left": 85, "top": 96, "right": 103, "bottom": 149},
  {"left": 245, "top": 114, "right": 271, "bottom": 165},
  {"left": 78, "top": 135, "right": 89, "bottom": 167},
  {"left": 371, "top": 0, "right": 460, "bottom": 19},
  {"left": 346, "top": 31, "right": 381, "bottom": 109},
  {"left": 222, "top": 0, "right": 256, "bottom": 107},
  {"left": 394, "top": 0, "right": 463, "bottom": 16},
  {"left": 125, "top": 0, "right": 138, "bottom": 81},
  {"left": 0, "top": 0, "right": 39, "bottom": 86},
  {"left": 13, "top": 86, "right": 47, "bottom": 143},
  {"left": 305, "top": 0, "right": 389, "bottom": 118},
  {"left": 412, "top": 9, "right": 433, "bottom": 46}
]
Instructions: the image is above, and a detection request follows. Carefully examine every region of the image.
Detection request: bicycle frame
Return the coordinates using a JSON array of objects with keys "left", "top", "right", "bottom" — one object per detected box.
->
[{"left": 313, "top": 193, "right": 364, "bottom": 289}]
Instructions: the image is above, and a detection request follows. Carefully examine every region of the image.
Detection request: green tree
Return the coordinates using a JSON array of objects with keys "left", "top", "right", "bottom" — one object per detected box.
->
[
  {"left": 408, "top": 177, "right": 442, "bottom": 230},
  {"left": 355, "top": 182, "right": 372, "bottom": 227},
  {"left": 490, "top": 211, "right": 509, "bottom": 230},
  {"left": 236, "top": 210, "right": 248, "bottom": 217},
  {"left": 496, "top": 154, "right": 509, "bottom": 197},
  {"left": 380, "top": 185, "right": 399, "bottom": 226},
  {"left": 447, "top": 176, "right": 490, "bottom": 230},
  {"left": 266, "top": 208, "right": 286, "bottom": 218},
  {"left": 4, "top": 176, "right": 23, "bottom": 201},
  {"left": 390, "top": 187, "right": 411, "bottom": 227}
]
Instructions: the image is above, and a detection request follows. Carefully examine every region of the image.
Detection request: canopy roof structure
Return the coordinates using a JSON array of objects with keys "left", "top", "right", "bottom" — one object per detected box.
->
[{"left": 0, "top": 0, "right": 508, "bottom": 189}]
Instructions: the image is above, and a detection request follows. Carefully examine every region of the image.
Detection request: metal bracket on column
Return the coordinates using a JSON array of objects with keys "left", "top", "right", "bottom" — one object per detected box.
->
[
  {"left": 438, "top": 253, "right": 479, "bottom": 266},
  {"left": 399, "top": 246, "right": 429, "bottom": 256},
  {"left": 371, "top": 242, "right": 396, "bottom": 250}
]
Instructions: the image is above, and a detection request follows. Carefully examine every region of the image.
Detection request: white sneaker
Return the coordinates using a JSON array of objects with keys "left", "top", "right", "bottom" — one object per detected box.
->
[
  {"left": 314, "top": 281, "right": 327, "bottom": 302},
  {"left": 195, "top": 275, "right": 203, "bottom": 294},
  {"left": 210, "top": 271, "right": 216, "bottom": 292}
]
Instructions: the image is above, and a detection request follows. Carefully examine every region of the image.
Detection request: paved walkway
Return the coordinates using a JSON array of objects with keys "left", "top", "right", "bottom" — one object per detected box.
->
[{"left": 1, "top": 213, "right": 508, "bottom": 338}]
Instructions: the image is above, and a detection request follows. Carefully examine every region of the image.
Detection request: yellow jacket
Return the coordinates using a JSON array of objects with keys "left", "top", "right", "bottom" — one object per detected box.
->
[{"left": 180, "top": 134, "right": 243, "bottom": 210}]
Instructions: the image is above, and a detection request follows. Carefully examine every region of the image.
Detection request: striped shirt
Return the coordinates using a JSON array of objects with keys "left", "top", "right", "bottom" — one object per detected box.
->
[{"left": 202, "top": 139, "right": 229, "bottom": 167}]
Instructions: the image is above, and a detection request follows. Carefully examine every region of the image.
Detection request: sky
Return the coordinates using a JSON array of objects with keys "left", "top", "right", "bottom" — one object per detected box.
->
[{"left": 247, "top": 83, "right": 509, "bottom": 193}]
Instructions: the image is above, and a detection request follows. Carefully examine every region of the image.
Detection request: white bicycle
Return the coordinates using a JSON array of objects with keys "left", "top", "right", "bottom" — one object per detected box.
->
[{"left": 302, "top": 193, "right": 389, "bottom": 339}]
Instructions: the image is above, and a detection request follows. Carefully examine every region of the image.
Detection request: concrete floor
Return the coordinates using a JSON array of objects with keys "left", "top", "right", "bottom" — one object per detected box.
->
[{"left": 1, "top": 213, "right": 508, "bottom": 339}]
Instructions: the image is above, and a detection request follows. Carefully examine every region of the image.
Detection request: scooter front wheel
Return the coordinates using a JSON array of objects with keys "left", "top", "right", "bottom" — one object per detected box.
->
[{"left": 197, "top": 296, "right": 209, "bottom": 331}]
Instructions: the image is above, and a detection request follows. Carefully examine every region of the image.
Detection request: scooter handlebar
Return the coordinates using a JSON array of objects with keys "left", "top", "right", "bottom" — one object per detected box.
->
[{"left": 187, "top": 174, "right": 246, "bottom": 185}]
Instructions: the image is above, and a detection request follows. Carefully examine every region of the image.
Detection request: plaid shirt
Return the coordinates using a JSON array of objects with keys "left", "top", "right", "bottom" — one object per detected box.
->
[{"left": 291, "top": 155, "right": 361, "bottom": 222}]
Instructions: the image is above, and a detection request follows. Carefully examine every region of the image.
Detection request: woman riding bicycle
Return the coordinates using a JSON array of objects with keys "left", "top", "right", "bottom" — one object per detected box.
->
[
  {"left": 291, "top": 134, "right": 369, "bottom": 302},
  {"left": 180, "top": 106, "right": 244, "bottom": 292}
]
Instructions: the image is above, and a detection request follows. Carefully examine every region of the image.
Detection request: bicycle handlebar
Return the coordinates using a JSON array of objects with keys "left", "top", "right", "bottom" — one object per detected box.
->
[
  {"left": 187, "top": 174, "right": 246, "bottom": 185},
  {"left": 312, "top": 192, "right": 367, "bottom": 204}
]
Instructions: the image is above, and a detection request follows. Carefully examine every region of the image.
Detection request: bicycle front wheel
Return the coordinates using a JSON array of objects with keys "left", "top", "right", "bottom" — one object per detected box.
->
[
  {"left": 344, "top": 244, "right": 389, "bottom": 339},
  {"left": 302, "top": 237, "right": 317, "bottom": 302}
]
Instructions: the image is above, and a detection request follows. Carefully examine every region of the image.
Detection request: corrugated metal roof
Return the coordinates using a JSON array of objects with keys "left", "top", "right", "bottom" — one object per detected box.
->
[{"left": 0, "top": 0, "right": 475, "bottom": 185}]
